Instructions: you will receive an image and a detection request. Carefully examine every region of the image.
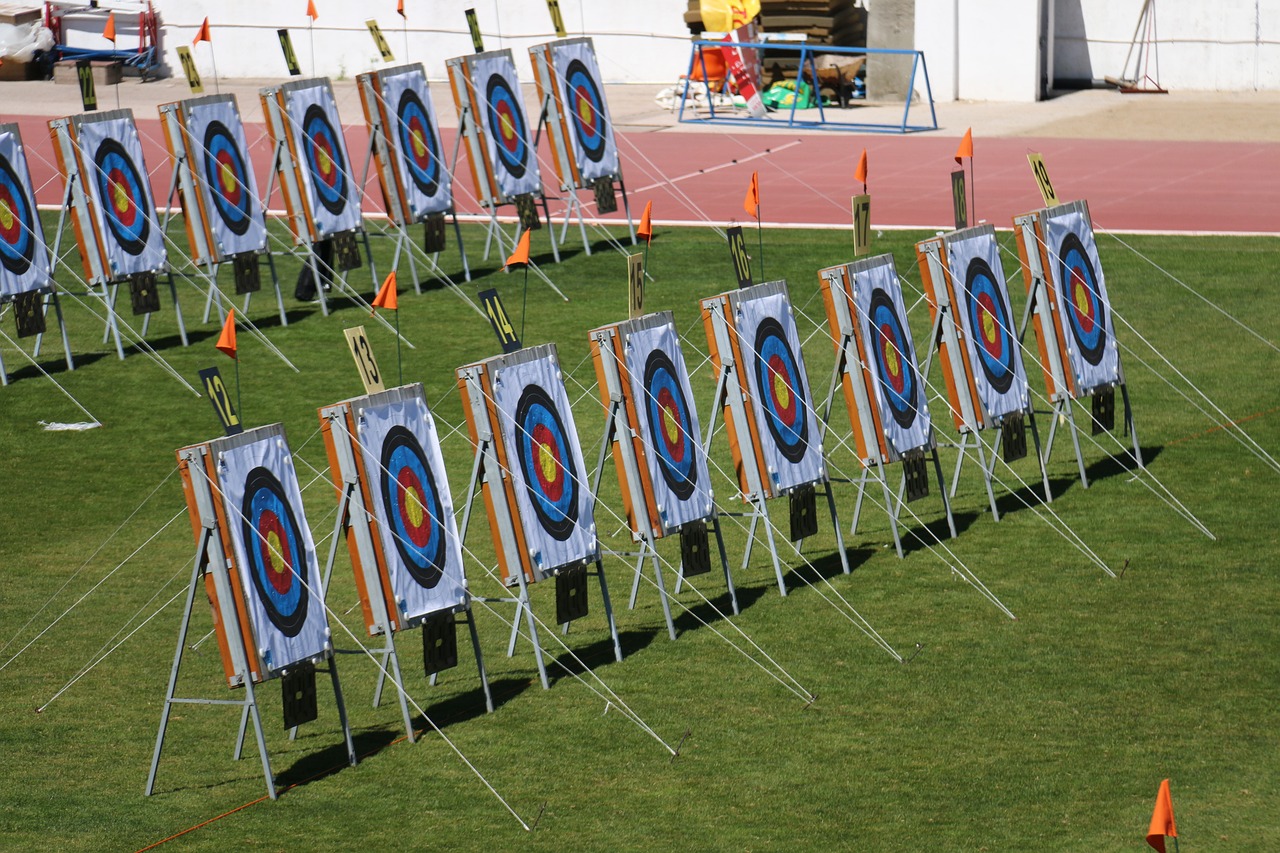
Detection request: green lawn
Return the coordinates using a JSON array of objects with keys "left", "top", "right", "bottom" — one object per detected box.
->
[{"left": 1, "top": 216, "right": 1277, "bottom": 851}]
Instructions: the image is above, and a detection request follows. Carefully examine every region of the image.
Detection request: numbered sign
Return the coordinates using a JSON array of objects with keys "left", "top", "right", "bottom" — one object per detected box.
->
[
  {"left": 344, "top": 326, "right": 385, "bottom": 394},
  {"left": 198, "top": 366, "right": 243, "bottom": 436},
  {"left": 479, "top": 288, "right": 521, "bottom": 353},
  {"left": 951, "top": 169, "right": 968, "bottom": 230},
  {"left": 546, "top": 0, "right": 567, "bottom": 38},
  {"left": 277, "top": 29, "right": 301, "bottom": 76},
  {"left": 176, "top": 46, "right": 203, "bottom": 94},
  {"left": 1027, "top": 153, "right": 1060, "bottom": 207},
  {"left": 627, "top": 253, "right": 644, "bottom": 319},
  {"left": 75, "top": 61, "right": 97, "bottom": 112},
  {"left": 851, "top": 193, "right": 871, "bottom": 257},
  {"left": 726, "top": 225, "right": 752, "bottom": 289},
  {"left": 365, "top": 20, "right": 394, "bottom": 63},
  {"left": 465, "top": 8, "right": 484, "bottom": 53}
]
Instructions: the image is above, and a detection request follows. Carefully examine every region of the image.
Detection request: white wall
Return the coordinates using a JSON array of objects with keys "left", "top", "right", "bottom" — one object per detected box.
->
[
  {"left": 1051, "top": 0, "right": 1280, "bottom": 90},
  {"left": 915, "top": 0, "right": 1042, "bottom": 101},
  {"left": 59, "top": 0, "right": 694, "bottom": 84}
]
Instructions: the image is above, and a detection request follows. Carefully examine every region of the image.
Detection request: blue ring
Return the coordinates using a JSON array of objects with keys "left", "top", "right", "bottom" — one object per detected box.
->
[
  {"left": 964, "top": 257, "right": 1016, "bottom": 394},
  {"left": 563, "top": 59, "right": 606, "bottom": 163},
  {"left": 240, "top": 466, "right": 309, "bottom": 638},
  {"left": 301, "top": 104, "right": 349, "bottom": 216},
  {"left": 380, "top": 426, "right": 446, "bottom": 589},
  {"left": 514, "top": 384, "right": 578, "bottom": 541},
  {"left": 868, "top": 289, "right": 919, "bottom": 430},
  {"left": 484, "top": 74, "right": 529, "bottom": 179},
  {"left": 1057, "top": 232, "right": 1107, "bottom": 366},
  {"left": 92, "top": 138, "right": 150, "bottom": 256},
  {"left": 0, "top": 152, "right": 35, "bottom": 275},
  {"left": 643, "top": 348, "right": 697, "bottom": 500},
  {"left": 202, "top": 120, "right": 252, "bottom": 237},
  {"left": 395, "top": 88, "right": 441, "bottom": 198},
  {"left": 753, "top": 316, "right": 808, "bottom": 463}
]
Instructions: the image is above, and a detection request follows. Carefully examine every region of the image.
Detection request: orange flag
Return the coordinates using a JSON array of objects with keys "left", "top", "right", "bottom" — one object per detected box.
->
[
  {"left": 215, "top": 310, "right": 237, "bottom": 360},
  {"left": 193, "top": 17, "right": 211, "bottom": 45},
  {"left": 397, "top": 0, "right": 406, "bottom": 17},
  {"left": 505, "top": 230, "right": 531, "bottom": 269},
  {"left": 637, "top": 201, "right": 653, "bottom": 243},
  {"left": 306, "top": 0, "right": 319, "bottom": 21},
  {"left": 744, "top": 171, "right": 759, "bottom": 219},
  {"left": 103, "top": 12, "right": 116, "bottom": 43},
  {"left": 1146, "top": 779, "right": 1178, "bottom": 852},
  {"left": 954, "top": 127, "right": 973, "bottom": 164},
  {"left": 372, "top": 271, "right": 398, "bottom": 313},
  {"left": 854, "top": 148, "right": 868, "bottom": 185}
]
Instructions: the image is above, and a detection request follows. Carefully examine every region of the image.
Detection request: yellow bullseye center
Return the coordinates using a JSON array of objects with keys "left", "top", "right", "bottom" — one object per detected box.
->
[
  {"left": 0, "top": 200, "right": 13, "bottom": 230},
  {"left": 981, "top": 308, "right": 996, "bottom": 343},
  {"left": 538, "top": 442, "right": 557, "bottom": 482},
  {"left": 266, "top": 530, "right": 285, "bottom": 574},
  {"left": 885, "top": 346, "right": 900, "bottom": 376},
  {"left": 111, "top": 180, "right": 129, "bottom": 213},
  {"left": 662, "top": 407, "right": 679, "bottom": 444},
  {"left": 578, "top": 101, "right": 592, "bottom": 124},
  {"left": 404, "top": 486, "right": 425, "bottom": 528},
  {"left": 411, "top": 129, "right": 426, "bottom": 157},
  {"left": 1073, "top": 278, "right": 1089, "bottom": 314},
  {"left": 500, "top": 114, "right": 516, "bottom": 140},
  {"left": 772, "top": 371, "right": 791, "bottom": 409},
  {"left": 220, "top": 162, "right": 237, "bottom": 193},
  {"left": 317, "top": 146, "right": 332, "bottom": 173}
]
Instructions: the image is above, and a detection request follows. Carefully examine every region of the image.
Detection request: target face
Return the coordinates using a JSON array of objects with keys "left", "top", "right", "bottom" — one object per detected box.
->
[
  {"left": 513, "top": 384, "right": 579, "bottom": 541},
  {"left": 563, "top": 58, "right": 607, "bottom": 164},
  {"left": 964, "top": 257, "right": 1016, "bottom": 394},
  {"left": 1057, "top": 231, "right": 1107, "bottom": 366},
  {"left": 239, "top": 466, "right": 310, "bottom": 638},
  {"left": 202, "top": 120, "right": 253, "bottom": 237},
  {"left": 395, "top": 87, "right": 442, "bottom": 198},
  {"left": 93, "top": 138, "right": 151, "bottom": 256},
  {"left": 379, "top": 426, "right": 447, "bottom": 589},
  {"left": 868, "top": 289, "right": 920, "bottom": 429},
  {"left": 642, "top": 348, "right": 697, "bottom": 500},
  {"left": 302, "top": 103, "right": 349, "bottom": 216},
  {"left": 752, "top": 317, "right": 809, "bottom": 463},
  {"left": 0, "top": 152, "right": 35, "bottom": 276},
  {"left": 484, "top": 73, "right": 530, "bottom": 179}
]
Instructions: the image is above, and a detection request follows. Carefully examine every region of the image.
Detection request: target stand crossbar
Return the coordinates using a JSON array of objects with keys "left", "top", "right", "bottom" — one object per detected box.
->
[
  {"left": 148, "top": 434, "right": 357, "bottom": 801},
  {"left": 701, "top": 281, "right": 851, "bottom": 596},
  {"left": 817, "top": 260, "right": 957, "bottom": 559},
  {"left": 916, "top": 227, "right": 1051, "bottom": 521},
  {"left": 1013, "top": 201, "right": 1142, "bottom": 491}
]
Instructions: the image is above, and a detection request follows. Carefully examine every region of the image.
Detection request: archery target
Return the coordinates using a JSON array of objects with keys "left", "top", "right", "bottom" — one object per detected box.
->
[
  {"left": 0, "top": 126, "right": 50, "bottom": 297},
  {"left": 552, "top": 40, "right": 619, "bottom": 182},
  {"left": 218, "top": 429, "right": 330, "bottom": 675},
  {"left": 736, "top": 289, "right": 825, "bottom": 491},
  {"left": 285, "top": 81, "right": 362, "bottom": 238},
  {"left": 472, "top": 53, "right": 541, "bottom": 200},
  {"left": 493, "top": 351, "right": 596, "bottom": 573},
  {"left": 359, "top": 390, "right": 467, "bottom": 622},
  {"left": 75, "top": 114, "right": 166, "bottom": 277},
  {"left": 185, "top": 97, "right": 268, "bottom": 257},
  {"left": 851, "top": 257, "right": 933, "bottom": 455},
  {"left": 381, "top": 66, "right": 453, "bottom": 219},
  {"left": 204, "top": 122, "right": 252, "bottom": 236},
  {"left": 946, "top": 229, "right": 1029, "bottom": 421},
  {"left": 1042, "top": 207, "right": 1120, "bottom": 393},
  {"left": 625, "top": 319, "right": 714, "bottom": 531}
]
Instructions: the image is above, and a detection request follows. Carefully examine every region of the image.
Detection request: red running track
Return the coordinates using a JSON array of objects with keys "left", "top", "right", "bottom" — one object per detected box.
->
[{"left": 13, "top": 114, "right": 1278, "bottom": 236}]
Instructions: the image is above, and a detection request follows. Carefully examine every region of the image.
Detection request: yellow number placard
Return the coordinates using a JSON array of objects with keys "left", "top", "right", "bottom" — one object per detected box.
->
[
  {"left": 76, "top": 61, "right": 97, "bottom": 112},
  {"left": 277, "top": 28, "right": 301, "bottom": 76},
  {"left": 198, "top": 366, "right": 242, "bottom": 436},
  {"left": 851, "top": 194, "right": 871, "bottom": 257},
  {"left": 365, "top": 19, "right": 395, "bottom": 63},
  {"left": 546, "top": 0, "right": 567, "bottom": 38},
  {"left": 465, "top": 8, "right": 484, "bottom": 53},
  {"left": 627, "top": 254, "right": 644, "bottom": 319},
  {"left": 726, "top": 226, "right": 752, "bottom": 289},
  {"left": 479, "top": 288, "right": 521, "bottom": 353},
  {"left": 344, "top": 326, "right": 385, "bottom": 394},
  {"left": 176, "top": 46, "right": 203, "bottom": 94},
  {"left": 951, "top": 169, "right": 968, "bottom": 230},
  {"left": 1027, "top": 153, "right": 1060, "bottom": 208}
]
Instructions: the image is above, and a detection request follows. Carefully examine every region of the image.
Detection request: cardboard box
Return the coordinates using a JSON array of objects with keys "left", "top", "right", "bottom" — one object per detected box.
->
[
  {"left": 54, "top": 59, "right": 122, "bottom": 86},
  {"left": 0, "top": 4, "right": 41, "bottom": 27}
]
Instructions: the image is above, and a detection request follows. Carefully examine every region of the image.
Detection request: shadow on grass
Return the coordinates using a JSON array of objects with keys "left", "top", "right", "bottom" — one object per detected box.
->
[
  {"left": 898, "top": 509, "right": 980, "bottom": 557},
  {"left": 2, "top": 350, "right": 109, "bottom": 383},
  {"left": 781, "top": 545, "right": 879, "bottom": 591},
  {"left": 545, "top": 628, "right": 658, "bottom": 685},
  {"left": 1050, "top": 444, "right": 1163, "bottom": 499},
  {"left": 669, "top": 580, "right": 769, "bottom": 635}
]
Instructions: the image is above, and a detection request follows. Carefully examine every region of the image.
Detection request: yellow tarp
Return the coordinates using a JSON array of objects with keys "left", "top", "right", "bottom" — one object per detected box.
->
[{"left": 699, "top": 0, "right": 760, "bottom": 32}]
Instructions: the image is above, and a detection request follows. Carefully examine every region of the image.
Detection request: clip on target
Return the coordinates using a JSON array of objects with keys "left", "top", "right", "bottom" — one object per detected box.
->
[
  {"left": 589, "top": 312, "right": 740, "bottom": 640},
  {"left": 817, "top": 256, "right": 957, "bottom": 558},
  {"left": 456, "top": 344, "right": 623, "bottom": 689},
  {"left": 157, "top": 95, "right": 286, "bottom": 329},
  {"left": 1013, "top": 199, "right": 1142, "bottom": 491},
  {"left": 355, "top": 64, "right": 475, "bottom": 296},
  {"left": 915, "top": 224, "right": 1052, "bottom": 521},
  {"left": 317, "top": 383, "right": 495, "bottom": 738},
  {"left": 528, "top": 38, "right": 639, "bottom": 253},
  {"left": 150, "top": 425, "right": 358, "bottom": 801},
  {"left": 702, "top": 280, "right": 851, "bottom": 594}
]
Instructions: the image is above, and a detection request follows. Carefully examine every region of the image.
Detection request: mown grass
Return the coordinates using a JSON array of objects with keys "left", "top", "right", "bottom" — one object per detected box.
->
[{"left": 1, "top": 214, "right": 1277, "bottom": 851}]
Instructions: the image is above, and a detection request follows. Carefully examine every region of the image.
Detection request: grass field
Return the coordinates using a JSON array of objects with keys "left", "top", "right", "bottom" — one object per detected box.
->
[{"left": 1, "top": 216, "right": 1277, "bottom": 851}]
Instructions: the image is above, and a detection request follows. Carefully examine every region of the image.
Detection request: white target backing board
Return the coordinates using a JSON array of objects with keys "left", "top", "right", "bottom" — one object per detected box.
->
[
  {"left": 591, "top": 312, "right": 714, "bottom": 539},
  {"left": 446, "top": 49, "right": 542, "bottom": 205},
  {"left": 357, "top": 64, "right": 454, "bottom": 225},
  {"left": 917, "top": 224, "right": 1030, "bottom": 431},
  {"left": 159, "top": 95, "right": 268, "bottom": 264},
  {"left": 0, "top": 124, "right": 53, "bottom": 298},
  {"left": 321, "top": 385, "right": 468, "bottom": 631},
  {"left": 847, "top": 254, "right": 934, "bottom": 457},
  {"left": 49, "top": 109, "right": 166, "bottom": 284},
  {"left": 530, "top": 38, "right": 620, "bottom": 190},
  {"left": 211, "top": 424, "right": 331, "bottom": 678},
  {"left": 261, "top": 78, "right": 362, "bottom": 242}
]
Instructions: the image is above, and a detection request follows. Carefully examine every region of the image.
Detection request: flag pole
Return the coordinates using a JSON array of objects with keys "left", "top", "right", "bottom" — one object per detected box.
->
[
  {"left": 210, "top": 45, "right": 221, "bottom": 94},
  {"left": 309, "top": 18, "right": 315, "bottom": 77},
  {"left": 519, "top": 263, "right": 530, "bottom": 343},
  {"left": 968, "top": 156, "right": 976, "bottom": 225},
  {"left": 394, "top": 308, "right": 402, "bottom": 386},
  {"left": 755, "top": 208, "right": 764, "bottom": 281},
  {"left": 234, "top": 356, "right": 242, "bottom": 426}
]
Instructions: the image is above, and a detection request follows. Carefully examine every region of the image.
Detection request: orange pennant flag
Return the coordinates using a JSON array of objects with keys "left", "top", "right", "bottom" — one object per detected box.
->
[
  {"left": 744, "top": 171, "right": 760, "bottom": 219},
  {"left": 192, "top": 17, "right": 211, "bottom": 45},
  {"left": 954, "top": 127, "right": 973, "bottom": 164},
  {"left": 215, "top": 310, "right": 237, "bottom": 360},
  {"left": 637, "top": 200, "right": 653, "bottom": 243},
  {"left": 306, "top": 0, "right": 319, "bottom": 21},
  {"left": 505, "top": 230, "right": 531, "bottom": 269},
  {"left": 372, "top": 271, "right": 398, "bottom": 313},
  {"left": 103, "top": 12, "right": 117, "bottom": 43},
  {"left": 855, "top": 148, "right": 868, "bottom": 185},
  {"left": 397, "top": 0, "right": 406, "bottom": 18},
  {"left": 1146, "top": 779, "right": 1178, "bottom": 852}
]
